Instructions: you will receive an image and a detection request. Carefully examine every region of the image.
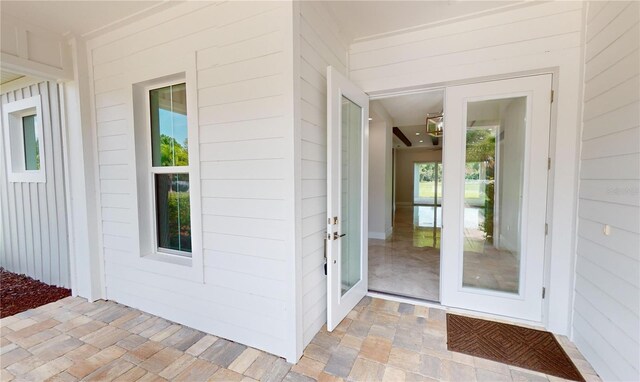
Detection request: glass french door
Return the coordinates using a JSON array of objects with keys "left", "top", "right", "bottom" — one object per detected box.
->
[
  {"left": 441, "top": 75, "right": 552, "bottom": 322},
  {"left": 326, "top": 66, "right": 369, "bottom": 331}
]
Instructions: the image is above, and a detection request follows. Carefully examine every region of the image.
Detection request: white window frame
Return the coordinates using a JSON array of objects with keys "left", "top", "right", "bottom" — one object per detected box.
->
[
  {"left": 2, "top": 95, "right": 46, "bottom": 183},
  {"left": 146, "top": 80, "right": 192, "bottom": 258},
  {"left": 131, "top": 65, "right": 203, "bottom": 282}
]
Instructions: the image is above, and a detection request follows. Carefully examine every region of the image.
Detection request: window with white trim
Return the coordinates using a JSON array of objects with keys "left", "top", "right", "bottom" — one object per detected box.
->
[
  {"left": 148, "top": 83, "right": 192, "bottom": 256},
  {"left": 2, "top": 95, "right": 46, "bottom": 183}
]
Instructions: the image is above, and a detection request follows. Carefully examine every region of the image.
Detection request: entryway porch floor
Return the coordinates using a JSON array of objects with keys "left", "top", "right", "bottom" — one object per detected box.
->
[{"left": 0, "top": 296, "right": 599, "bottom": 382}]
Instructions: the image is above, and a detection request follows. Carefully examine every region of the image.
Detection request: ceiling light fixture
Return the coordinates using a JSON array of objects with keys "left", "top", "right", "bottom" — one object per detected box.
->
[
  {"left": 426, "top": 113, "right": 444, "bottom": 137},
  {"left": 415, "top": 132, "right": 420, "bottom": 135},
  {"left": 368, "top": 117, "right": 373, "bottom": 121},
  {"left": 419, "top": 140, "right": 424, "bottom": 143}
]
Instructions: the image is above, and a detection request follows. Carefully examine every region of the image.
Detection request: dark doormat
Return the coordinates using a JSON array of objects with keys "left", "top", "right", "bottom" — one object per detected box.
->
[{"left": 446, "top": 313, "right": 584, "bottom": 382}]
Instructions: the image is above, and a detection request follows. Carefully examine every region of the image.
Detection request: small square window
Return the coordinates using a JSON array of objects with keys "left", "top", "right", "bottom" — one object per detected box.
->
[{"left": 2, "top": 95, "right": 45, "bottom": 183}]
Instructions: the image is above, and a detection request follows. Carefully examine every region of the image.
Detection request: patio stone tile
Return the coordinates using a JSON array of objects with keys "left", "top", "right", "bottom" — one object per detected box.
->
[
  {"left": 6, "top": 317, "right": 37, "bottom": 331},
  {"left": 200, "top": 338, "right": 247, "bottom": 368},
  {"left": 81, "top": 325, "right": 131, "bottom": 349},
  {"left": 228, "top": 347, "right": 262, "bottom": 374},
  {"left": 186, "top": 334, "right": 218, "bottom": 356},
  {"left": 0, "top": 325, "right": 14, "bottom": 337},
  {"left": 113, "top": 366, "right": 148, "bottom": 382},
  {"left": 161, "top": 326, "right": 206, "bottom": 351},
  {"left": 5, "top": 355, "right": 45, "bottom": 376},
  {"left": 345, "top": 320, "right": 371, "bottom": 338},
  {"left": 439, "top": 359, "right": 477, "bottom": 382},
  {"left": 83, "top": 358, "right": 135, "bottom": 381},
  {"left": 173, "top": 358, "right": 219, "bottom": 381},
  {"left": 22, "top": 356, "right": 73, "bottom": 381},
  {"left": 138, "top": 318, "right": 172, "bottom": 338},
  {"left": 139, "top": 347, "right": 183, "bottom": 373},
  {"left": 210, "top": 367, "right": 245, "bottom": 381},
  {"left": 317, "top": 371, "right": 344, "bottom": 382},
  {"left": 398, "top": 302, "right": 415, "bottom": 315},
  {"left": 137, "top": 371, "right": 168, "bottom": 382},
  {"left": 123, "top": 341, "right": 165, "bottom": 365},
  {"left": 419, "top": 353, "right": 442, "bottom": 379},
  {"left": 359, "top": 335, "right": 392, "bottom": 363},
  {"left": 477, "top": 368, "right": 512, "bottom": 382},
  {"left": 393, "top": 331, "right": 423, "bottom": 352},
  {"left": 388, "top": 346, "right": 421, "bottom": 371},
  {"left": 291, "top": 356, "right": 325, "bottom": 379},
  {"left": 338, "top": 334, "right": 363, "bottom": 351},
  {"left": 13, "top": 328, "right": 61, "bottom": 349},
  {"left": 67, "top": 345, "right": 127, "bottom": 379},
  {"left": 66, "top": 320, "right": 107, "bottom": 339},
  {"left": 92, "top": 305, "right": 133, "bottom": 324},
  {"left": 261, "top": 357, "right": 293, "bottom": 382},
  {"left": 1, "top": 347, "right": 31, "bottom": 367},
  {"left": 116, "top": 313, "right": 152, "bottom": 331},
  {"left": 6, "top": 318, "right": 59, "bottom": 340},
  {"left": 347, "top": 357, "right": 385, "bottom": 381},
  {"left": 29, "top": 334, "right": 83, "bottom": 361},
  {"left": 110, "top": 310, "right": 143, "bottom": 328},
  {"left": 53, "top": 315, "right": 92, "bottom": 332},
  {"left": 511, "top": 368, "right": 550, "bottom": 382},
  {"left": 243, "top": 352, "right": 278, "bottom": 380},
  {"left": 158, "top": 353, "right": 197, "bottom": 379},
  {"left": 116, "top": 334, "right": 148, "bottom": 350},
  {"left": 323, "top": 345, "right": 358, "bottom": 378},
  {"left": 46, "top": 371, "right": 77, "bottom": 382},
  {"left": 451, "top": 350, "right": 476, "bottom": 366},
  {"left": 150, "top": 324, "right": 182, "bottom": 342},
  {"left": 64, "top": 343, "right": 100, "bottom": 361},
  {"left": 311, "top": 332, "right": 341, "bottom": 350},
  {"left": 283, "top": 370, "right": 316, "bottom": 382},
  {"left": 382, "top": 366, "right": 406, "bottom": 382},
  {"left": 473, "top": 356, "right": 511, "bottom": 375},
  {"left": 302, "top": 343, "right": 332, "bottom": 364}
]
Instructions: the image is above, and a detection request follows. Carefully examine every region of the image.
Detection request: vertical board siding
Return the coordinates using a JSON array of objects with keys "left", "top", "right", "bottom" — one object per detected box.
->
[
  {"left": 298, "top": 1, "right": 348, "bottom": 346},
  {"left": 90, "top": 2, "right": 294, "bottom": 358},
  {"left": 0, "top": 81, "right": 70, "bottom": 287},
  {"left": 574, "top": 2, "right": 640, "bottom": 381}
]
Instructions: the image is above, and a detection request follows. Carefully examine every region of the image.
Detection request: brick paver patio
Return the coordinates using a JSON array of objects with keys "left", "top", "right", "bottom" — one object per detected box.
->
[{"left": 0, "top": 296, "right": 599, "bottom": 381}]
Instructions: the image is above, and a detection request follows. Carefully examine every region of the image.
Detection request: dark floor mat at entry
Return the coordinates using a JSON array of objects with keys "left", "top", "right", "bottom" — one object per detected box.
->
[{"left": 446, "top": 313, "right": 584, "bottom": 381}]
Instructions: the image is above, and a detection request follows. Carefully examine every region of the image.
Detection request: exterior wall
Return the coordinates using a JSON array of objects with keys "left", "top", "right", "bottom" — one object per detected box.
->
[
  {"left": 0, "top": 80, "right": 71, "bottom": 287},
  {"left": 349, "top": 1, "right": 585, "bottom": 335},
  {"left": 86, "top": 2, "right": 298, "bottom": 360},
  {"left": 297, "top": 1, "right": 349, "bottom": 347},
  {"left": 573, "top": 2, "right": 640, "bottom": 381},
  {"left": 394, "top": 148, "right": 442, "bottom": 206}
]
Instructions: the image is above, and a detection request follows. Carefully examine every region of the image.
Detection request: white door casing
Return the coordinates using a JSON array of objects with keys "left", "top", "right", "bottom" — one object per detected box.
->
[{"left": 326, "top": 66, "right": 369, "bottom": 331}]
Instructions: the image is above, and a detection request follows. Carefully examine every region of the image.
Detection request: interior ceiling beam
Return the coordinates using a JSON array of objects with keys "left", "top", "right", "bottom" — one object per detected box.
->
[{"left": 393, "top": 127, "right": 412, "bottom": 147}]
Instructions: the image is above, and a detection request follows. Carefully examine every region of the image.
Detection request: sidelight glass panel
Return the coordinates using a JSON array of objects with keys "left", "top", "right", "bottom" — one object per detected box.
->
[
  {"left": 150, "top": 83, "right": 188, "bottom": 167},
  {"left": 462, "top": 96, "right": 526, "bottom": 293},
  {"left": 341, "top": 96, "right": 362, "bottom": 296},
  {"left": 22, "top": 115, "right": 39, "bottom": 170},
  {"left": 155, "top": 173, "right": 191, "bottom": 254}
]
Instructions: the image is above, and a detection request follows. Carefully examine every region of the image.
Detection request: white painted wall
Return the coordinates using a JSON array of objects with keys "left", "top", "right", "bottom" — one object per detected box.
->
[
  {"left": 395, "top": 148, "right": 442, "bottom": 206},
  {"left": 368, "top": 102, "right": 393, "bottom": 239},
  {"left": 573, "top": 2, "right": 640, "bottom": 381},
  {"left": 297, "top": 0, "right": 349, "bottom": 348},
  {"left": 86, "top": 2, "right": 299, "bottom": 361},
  {"left": 0, "top": 80, "right": 71, "bottom": 287},
  {"left": 349, "top": 1, "right": 585, "bottom": 335}
]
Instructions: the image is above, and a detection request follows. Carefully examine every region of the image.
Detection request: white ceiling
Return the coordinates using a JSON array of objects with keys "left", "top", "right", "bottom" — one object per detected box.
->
[
  {"left": 326, "top": 1, "right": 527, "bottom": 42},
  {"left": 1, "top": 70, "right": 24, "bottom": 85},
  {"left": 0, "top": 1, "right": 173, "bottom": 38},
  {"left": 372, "top": 90, "right": 444, "bottom": 149}
]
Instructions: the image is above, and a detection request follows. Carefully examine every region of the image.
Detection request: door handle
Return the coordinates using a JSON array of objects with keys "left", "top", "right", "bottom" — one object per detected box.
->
[{"left": 333, "top": 232, "right": 346, "bottom": 240}]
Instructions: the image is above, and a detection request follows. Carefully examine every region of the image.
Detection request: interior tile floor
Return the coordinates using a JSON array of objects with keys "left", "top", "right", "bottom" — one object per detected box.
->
[
  {"left": 369, "top": 206, "right": 441, "bottom": 301},
  {"left": 1, "top": 296, "right": 600, "bottom": 382}
]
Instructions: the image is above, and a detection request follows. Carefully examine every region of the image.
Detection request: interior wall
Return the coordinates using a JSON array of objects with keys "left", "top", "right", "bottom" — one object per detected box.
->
[
  {"left": 297, "top": 1, "right": 349, "bottom": 348},
  {"left": 0, "top": 80, "right": 70, "bottom": 287},
  {"left": 573, "top": 2, "right": 639, "bottom": 381},
  {"left": 497, "top": 98, "right": 526, "bottom": 254},
  {"left": 395, "top": 148, "right": 442, "bottom": 206},
  {"left": 86, "top": 2, "right": 298, "bottom": 360},
  {"left": 368, "top": 102, "right": 393, "bottom": 239},
  {"left": 349, "top": 1, "right": 585, "bottom": 334}
]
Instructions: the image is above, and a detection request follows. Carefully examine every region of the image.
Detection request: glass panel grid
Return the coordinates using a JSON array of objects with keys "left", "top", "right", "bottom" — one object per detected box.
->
[
  {"left": 150, "top": 83, "right": 188, "bottom": 167},
  {"left": 22, "top": 115, "right": 39, "bottom": 170},
  {"left": 155, "top": 173, "right": 192, "bottom": 254}
]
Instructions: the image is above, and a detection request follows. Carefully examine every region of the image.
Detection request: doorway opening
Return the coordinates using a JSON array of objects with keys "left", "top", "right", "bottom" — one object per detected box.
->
[{"left": 367, "top": 89, "right": 444, "bottom": 302}]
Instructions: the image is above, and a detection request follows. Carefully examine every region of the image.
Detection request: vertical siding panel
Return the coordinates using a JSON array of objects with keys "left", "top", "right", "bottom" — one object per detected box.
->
[{"left": 0, "top": 98, "right": 11, "bottom": 271}]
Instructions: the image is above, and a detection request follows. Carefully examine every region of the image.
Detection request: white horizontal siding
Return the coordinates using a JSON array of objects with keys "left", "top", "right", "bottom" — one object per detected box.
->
[
  {"left": 574, "top": 2, "right": 640, "bottom": 381},
  {"left": 0, "top": 81, "right": 70, "bottom": 288},
  {"left": 298, "top": 0, "right": 348, "bottom": 347},
  {"left": 89, "top": 2, "right": 295, "bottom": 359}
]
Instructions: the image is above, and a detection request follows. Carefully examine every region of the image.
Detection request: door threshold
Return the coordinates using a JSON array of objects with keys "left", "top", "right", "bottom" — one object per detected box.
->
[{"left": 367, "top": 290, "right": 442, "bottom": 309}]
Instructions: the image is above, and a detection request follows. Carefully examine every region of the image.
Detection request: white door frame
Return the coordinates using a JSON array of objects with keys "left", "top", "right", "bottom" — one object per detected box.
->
[{"left": 367, "top": 71, "right": 557, "bottom": 327}]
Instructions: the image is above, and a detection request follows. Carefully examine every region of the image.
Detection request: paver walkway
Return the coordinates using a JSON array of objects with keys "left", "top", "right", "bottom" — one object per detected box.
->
[{"left": 1, "top": 296, "right": 599, "bottom": 381}]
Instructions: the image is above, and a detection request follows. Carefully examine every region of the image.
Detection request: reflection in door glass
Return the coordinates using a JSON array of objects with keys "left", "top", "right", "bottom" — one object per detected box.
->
[
  {"left": 341, "top": 96, "right": 362, "bottom": 296},
  {"left": 462, "top": 96, "right": 526, "bottom": 294}
]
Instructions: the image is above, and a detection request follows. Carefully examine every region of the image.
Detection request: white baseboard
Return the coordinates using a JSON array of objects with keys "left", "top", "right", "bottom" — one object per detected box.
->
[
  {"left": 368, "top": 232, "right": 386, "bottom": 240},
  {"left": 385, "top": 227, "right": 393, "bottom": 239}
]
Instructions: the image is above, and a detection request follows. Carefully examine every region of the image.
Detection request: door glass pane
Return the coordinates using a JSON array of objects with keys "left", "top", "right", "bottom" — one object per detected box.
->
[
  {"left": 341, "top": 96, "right": 362, "bottom": 296},
  {"left": 462, "top": 96, "right": 526, "bottom": 293},
  {"left": 414, "top": 162, "right": 442, "bottom": 205},
  {"left": 150, "top": 83, "right": 188, "bottom": 167},
  {"left": 155, "top": 173, "right": 192, "bottom": 255},
  {"left": 22, "top": 115, "right": 39, "bottom": 170}
]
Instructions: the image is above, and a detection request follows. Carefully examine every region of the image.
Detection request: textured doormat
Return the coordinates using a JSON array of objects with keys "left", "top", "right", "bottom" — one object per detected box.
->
[{"left": 447, "top": 313, "right": 584, "bottom": 382}]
